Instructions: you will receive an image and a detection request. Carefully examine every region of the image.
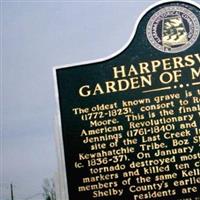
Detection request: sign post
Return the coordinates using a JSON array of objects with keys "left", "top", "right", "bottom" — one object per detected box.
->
[{"left": 54, "top": 1, "right": 200, "bottom": 199}]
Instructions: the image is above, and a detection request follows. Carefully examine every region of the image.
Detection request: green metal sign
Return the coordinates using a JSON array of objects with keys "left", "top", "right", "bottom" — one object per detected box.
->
[{"left": 54, "top": 1, "right": 200, "bottom": 199}]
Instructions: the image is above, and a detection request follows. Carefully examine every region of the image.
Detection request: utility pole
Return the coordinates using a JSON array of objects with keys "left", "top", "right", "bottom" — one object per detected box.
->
[{"left": 10, "top": 183, "right": 14, "bottom": 200}]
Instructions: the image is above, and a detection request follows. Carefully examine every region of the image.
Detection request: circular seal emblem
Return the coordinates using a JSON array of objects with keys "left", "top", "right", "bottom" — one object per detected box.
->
[{"left": 146, "top": 6, "right": 200, "bottom": 53}]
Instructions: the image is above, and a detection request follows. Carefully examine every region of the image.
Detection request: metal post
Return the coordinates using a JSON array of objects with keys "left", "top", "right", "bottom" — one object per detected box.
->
[{"left": 10, "top": 184, "right": 14, "bottom": 200}]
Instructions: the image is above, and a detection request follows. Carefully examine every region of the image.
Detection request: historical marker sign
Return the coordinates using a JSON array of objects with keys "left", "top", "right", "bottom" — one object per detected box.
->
[{"left": 54, "top": 1, "right": 200, "bottom": 199}]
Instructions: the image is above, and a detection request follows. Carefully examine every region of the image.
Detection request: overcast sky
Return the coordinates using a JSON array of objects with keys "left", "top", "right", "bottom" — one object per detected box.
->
[{"left": 2, "top": 0, "right": 200, "bottom": 199}]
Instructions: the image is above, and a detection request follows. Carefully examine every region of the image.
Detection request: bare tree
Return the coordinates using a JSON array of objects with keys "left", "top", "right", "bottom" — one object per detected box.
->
[{"left": 42, "top": 178, "right": 56, "bottom": 200}]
